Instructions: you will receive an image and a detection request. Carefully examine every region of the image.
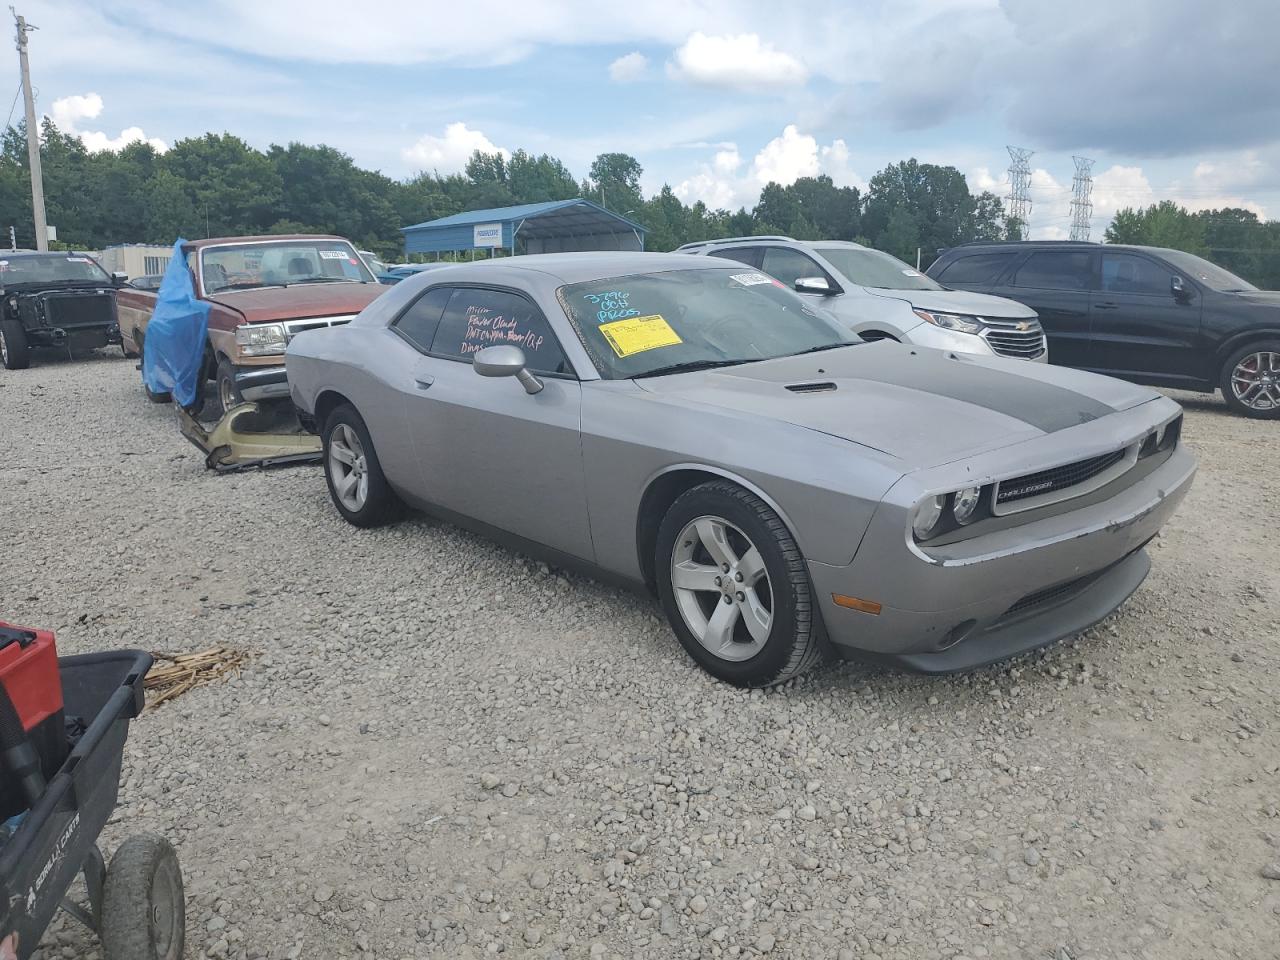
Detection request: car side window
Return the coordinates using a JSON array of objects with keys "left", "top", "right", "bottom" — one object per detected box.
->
[
  {"left": 430, "top": 287, "right": 570, "bottom": 376},
  {"left": 937, "top": 252, "right": 1016, "bottom": 285},
  {"left": 1012, "top": 250, "right": 1094, "bottom": 291},
  {"left": 761, "top": 247, "right": 832, "bottom": 288},
  {"left": 708, "top": 247, "right": 762, "bottom": 268},
  {"left": 1100, "top": 253, "right": 1172, "bottom": 297},
  {"left": 392, "top": 286, "right": 453, "bottom": 352}
]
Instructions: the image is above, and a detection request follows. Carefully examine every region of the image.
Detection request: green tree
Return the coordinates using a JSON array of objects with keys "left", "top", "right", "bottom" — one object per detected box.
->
[
  {"left": 862, "top": 159, "right": 989, "bottom": 265},
  {"left": 164, "top": 133, "right": 283, "bottom": 236},
  {"left": 1103, "top": 200, "right": 1206, "bottom": 253},
  {"left": 588, "top": 153, "right": 643, "bottom": 213}
]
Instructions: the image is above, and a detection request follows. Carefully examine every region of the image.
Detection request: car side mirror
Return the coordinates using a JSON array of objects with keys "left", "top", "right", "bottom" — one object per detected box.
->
[
  {"left": 795, "top": 276, "right": 832, "bottom": 295},
  {"left": 1171, "top": 275, "right": 1192, "bottom": 303},
  {"left": 110, "top": 271, "right": 128, "bottom": 287},
  {"left": 472, "top": 344, "right": 543, "bottom": 395}
]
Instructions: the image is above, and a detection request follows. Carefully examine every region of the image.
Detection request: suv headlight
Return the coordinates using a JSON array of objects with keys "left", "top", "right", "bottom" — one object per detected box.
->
[
  {"left": 235, "top": 323, "right": 286, "bottom": 357},
  {"left": 913, "top": 309, "right": 984, "bottom": 336}
]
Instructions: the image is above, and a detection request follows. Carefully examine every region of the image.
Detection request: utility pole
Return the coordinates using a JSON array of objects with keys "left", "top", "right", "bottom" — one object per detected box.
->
[{"left": 13, "top": 9, "right": 47, "bottom": 251}]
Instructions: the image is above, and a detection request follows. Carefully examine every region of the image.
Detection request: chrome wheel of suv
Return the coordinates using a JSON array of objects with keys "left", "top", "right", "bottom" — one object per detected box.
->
[{"left": 1230, "top": 350, "right": 1280, "bottom": 411}]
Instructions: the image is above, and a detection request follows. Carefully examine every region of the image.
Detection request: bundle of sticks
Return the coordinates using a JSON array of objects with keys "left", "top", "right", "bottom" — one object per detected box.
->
[{"left": 144, "top": 646, "right": 250, "bottom": 710}]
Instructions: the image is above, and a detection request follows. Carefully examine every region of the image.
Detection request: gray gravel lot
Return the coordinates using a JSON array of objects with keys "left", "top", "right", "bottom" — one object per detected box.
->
[{"left": 2, "top": 352, "right": 1278, "bottom": 960}]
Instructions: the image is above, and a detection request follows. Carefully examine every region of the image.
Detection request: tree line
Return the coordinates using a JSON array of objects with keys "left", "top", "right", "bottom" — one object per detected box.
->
[
  {"left": 1104, "top": 200, "right": 1280, "bottom": 288},
  {"left": 1, "top": 120, "right": 1006, "bottom": 266}
]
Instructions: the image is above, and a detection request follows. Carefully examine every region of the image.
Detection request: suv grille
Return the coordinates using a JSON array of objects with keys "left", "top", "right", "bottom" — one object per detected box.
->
[
  {"left": 982, "top": 317, "right": 1045, "bottom": 359},
  {"left": 995, "top": 448, "right": 1127, "bottom": 507},
  {"left": 44, "top": 292, "right": 115, "bottom": 328}
]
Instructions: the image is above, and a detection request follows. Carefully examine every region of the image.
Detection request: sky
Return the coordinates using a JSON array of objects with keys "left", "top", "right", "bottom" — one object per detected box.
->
[{"left": 10, "top": 0, "right": 1280, "bottom": 239}]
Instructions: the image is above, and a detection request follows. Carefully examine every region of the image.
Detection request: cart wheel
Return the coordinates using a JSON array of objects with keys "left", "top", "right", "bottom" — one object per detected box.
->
[{"left": 99, "top": 835, "right": 185, "bottom": 960}]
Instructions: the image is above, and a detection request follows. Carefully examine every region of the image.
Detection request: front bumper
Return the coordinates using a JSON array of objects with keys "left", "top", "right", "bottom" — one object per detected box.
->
[
  {"left": 809, "top": 443, "right": 1195, "bottom": 672},
  {"left": 233, "top": 365, "right": 290, "bottom": 402},
  {"left": 905, "top": 322, "right": 1047, "bottom": 362}
]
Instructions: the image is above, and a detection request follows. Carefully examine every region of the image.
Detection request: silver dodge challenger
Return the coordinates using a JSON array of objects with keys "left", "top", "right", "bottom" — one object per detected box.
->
[{"left": 285, "top": 252, "right": 1196, "bottom": 686}]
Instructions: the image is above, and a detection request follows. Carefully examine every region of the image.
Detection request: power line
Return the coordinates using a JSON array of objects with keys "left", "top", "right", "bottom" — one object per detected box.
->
[
  {"left": 1069, "top": 156, "right": 1094, "bottom": 242},
  {"left": 3, "top": 79, "right": 18, "bottom": 130}
]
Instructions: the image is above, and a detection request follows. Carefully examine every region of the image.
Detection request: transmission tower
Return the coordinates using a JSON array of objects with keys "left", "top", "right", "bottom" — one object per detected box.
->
[
  {"left": 1006, "top": 146, "right": 1034, "bottom": 240},
  {"left": 1069, "top": 156, "right": 1095, "bottom": 241}
]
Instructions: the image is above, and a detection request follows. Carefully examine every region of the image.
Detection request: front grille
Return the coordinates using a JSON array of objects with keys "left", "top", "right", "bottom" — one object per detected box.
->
[
  {"left": 996, "top": 448, "right": 1127, "bottom": 506},
  {"left": 1003, "top": 569, "right": 1104, "bottom": 619},
  {"left": 283, "top": 315, "right": 355, "bottom": 343},
  {"left": 982, "top": 317, "right": 1045, "bottom": 359},
  {"left": 43, "top": 292, "right": 115, "bottom": 328}
]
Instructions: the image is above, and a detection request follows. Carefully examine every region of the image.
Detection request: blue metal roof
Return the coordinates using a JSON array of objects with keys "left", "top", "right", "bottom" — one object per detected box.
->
[{"left": 401, "top": 198, "right": 646, "bottom": 254}]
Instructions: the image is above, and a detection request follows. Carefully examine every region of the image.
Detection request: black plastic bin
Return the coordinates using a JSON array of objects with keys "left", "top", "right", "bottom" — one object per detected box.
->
[{"left": 0, "top": 650, "right": 185, "bottom": 960}]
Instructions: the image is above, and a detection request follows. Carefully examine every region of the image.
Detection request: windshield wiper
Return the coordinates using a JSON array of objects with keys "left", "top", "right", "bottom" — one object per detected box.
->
[
  {"left": 633, "top": 358, "right": 750, "bottom": 379},
  {"left": 217, "top": 282, "right": 287, "bottom": 291},
  {"left": 289, "top": 277, "right": 357, "bottom": 284},
  {"left": 788, "top": 342, "right": 853, "bottom": 357}
]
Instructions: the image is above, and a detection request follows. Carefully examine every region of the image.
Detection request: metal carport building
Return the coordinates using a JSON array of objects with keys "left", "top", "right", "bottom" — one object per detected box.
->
[{"left": 401, "top": 199, "right": 646, "bottom": 257}]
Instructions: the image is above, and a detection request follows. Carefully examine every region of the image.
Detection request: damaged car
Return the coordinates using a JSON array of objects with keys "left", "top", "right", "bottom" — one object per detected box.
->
[
  {"left": 286, "top": 252, "right": 1196, "bottom": 687},
  {"left": 0, "top": 251, "right": 126, "bottom": 369}
]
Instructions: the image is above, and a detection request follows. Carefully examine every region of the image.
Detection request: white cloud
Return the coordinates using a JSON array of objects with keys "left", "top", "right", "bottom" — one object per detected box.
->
[
  {"left": 674, "top": 125, "right": 862, "bottom": 210},
  {"left": 402, "top": 122, "right": 509, "bottom": 172},
  {"left": 667, "top": 32, "right": 808, "bottom": 90},
  {"left": 48, "top": 92, "right": 167, "bottom": 153},
  {"left": 609, "top": 51, "right": 649, "bottom": 83}
]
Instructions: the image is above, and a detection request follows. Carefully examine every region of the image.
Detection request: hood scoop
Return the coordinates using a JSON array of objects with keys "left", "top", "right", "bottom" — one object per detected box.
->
[{"left": 785, "top": 381, "right": 837, "bottom": 394}]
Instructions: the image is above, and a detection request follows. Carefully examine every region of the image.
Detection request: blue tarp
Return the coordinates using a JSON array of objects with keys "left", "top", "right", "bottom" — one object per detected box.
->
[{"left": 141, "top": 239, "right": 210, "bottom": 409}]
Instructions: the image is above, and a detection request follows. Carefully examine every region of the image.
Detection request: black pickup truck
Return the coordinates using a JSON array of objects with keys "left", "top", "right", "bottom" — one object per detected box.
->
[{"left": 0, "top": 251, "right": 126, "bottom": 370}]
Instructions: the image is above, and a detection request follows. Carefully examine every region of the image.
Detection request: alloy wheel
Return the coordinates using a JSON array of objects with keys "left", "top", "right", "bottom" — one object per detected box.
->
[
  {"left": 0, "top": 330, "right": 7, "bottom": 366},
  {"left": 328, "top": 423, "right": 369, "bottom": 512},
  {"left": 1231, "top": 351, "right": 1280, "bottom": 411},
  {"left": 670, "top": 516, "right": 774, "bottom": 662},
  {"left": 218, "top": 377, "right": 237, "bottom": 413}
]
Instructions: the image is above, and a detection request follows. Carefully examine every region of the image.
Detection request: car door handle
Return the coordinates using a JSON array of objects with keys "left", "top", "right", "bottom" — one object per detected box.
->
[
  {"left": 415, "top": 374, "right": 434, "bottom": 389},
  {"left": 1095, "top": 302, "right": 1119, "bottom": 310}
]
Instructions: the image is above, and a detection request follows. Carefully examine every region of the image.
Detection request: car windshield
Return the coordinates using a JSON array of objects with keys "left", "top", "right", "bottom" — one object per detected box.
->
[
  {"left": 1157, "top": 249, "right": 1258, "bottom": 293},
  {"left": 559, "top": 267, "right": 858, "bottom": 379},
  {"left": 0, "top": 253, "right": 110, "bottom": 284},
  {"left": 813, "top": 246, "right": 943, "bottom": 291},
  {"left": 199, "top": 240, "right": 375, "bottom": 294}
]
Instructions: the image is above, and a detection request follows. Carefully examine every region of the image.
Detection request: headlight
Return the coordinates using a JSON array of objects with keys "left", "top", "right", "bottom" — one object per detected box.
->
[
  {"left": 952, "top": 486, "right": 982, "bottom": 524},
  {"left": 913, "top": 309, "right": 984, "bottom": 336},
  {"left": 235, "top": 323, "right": 286, "bottom": 356},
  {"left": 911, "top": 495, "right": 947, "bottom": 541}
]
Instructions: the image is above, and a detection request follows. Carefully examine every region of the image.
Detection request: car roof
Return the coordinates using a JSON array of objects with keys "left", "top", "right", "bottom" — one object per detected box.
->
[
  {"left": 942, "top": 241, "right": 1188, "bottom": 257},
  {"left": 183, "top": 234, "right": 353, "bottom": 251},
  {"left": 2, "top": 250, "right": 99, "bottom": 258},
  {"left": 678, "top": 236, "right": 870, "bottom": 253},
  {"left": 408, "top": 251, "right": 739, "bottom": 286}
]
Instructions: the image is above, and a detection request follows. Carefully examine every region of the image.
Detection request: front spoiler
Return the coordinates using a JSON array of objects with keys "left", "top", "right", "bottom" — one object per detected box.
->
[{"left": 175, "top": 402, "right": 321, "bottom": 473}]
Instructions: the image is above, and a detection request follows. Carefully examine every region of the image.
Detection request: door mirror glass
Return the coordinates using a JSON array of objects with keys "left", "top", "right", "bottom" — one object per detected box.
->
[
  {"left": 472, "top": 345, "right": 543, "bottom": 394},
  {"left": 1171, "top": 275, "right": 1191, "bottom": 302},
  {"left": 795, "top": 276, "right": 832, "bottom": 295},
  {"left": 110, "top": 271, "right": 129, "bottom": 287}
]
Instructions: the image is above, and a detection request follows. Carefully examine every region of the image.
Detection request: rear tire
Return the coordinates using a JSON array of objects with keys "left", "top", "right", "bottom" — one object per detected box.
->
[
  {"left": 99, "top": 835, "right": 185, "bottom": 960},
  {"left": 322, "top": 403, "right": 399, "bottom": 527},
  {"left": 655, "top": 481, "right": 825, "bottom": 687},
  {"left": 0, "top": 318, "right": 30, "bottom": 370},
  {"left": 1221, "top": 340, "right": 1280, "bottom": 419}
]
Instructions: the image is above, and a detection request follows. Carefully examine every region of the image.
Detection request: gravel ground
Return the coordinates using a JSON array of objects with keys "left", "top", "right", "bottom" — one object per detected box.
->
[{"left": 2, "top": 352, "right": 1278, "bottom": 960}]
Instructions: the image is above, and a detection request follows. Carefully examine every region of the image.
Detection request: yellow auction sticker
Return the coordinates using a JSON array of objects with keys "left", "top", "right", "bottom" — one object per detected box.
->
[{"left": 599, "top": 314, "right": 683, "bottom": 358}]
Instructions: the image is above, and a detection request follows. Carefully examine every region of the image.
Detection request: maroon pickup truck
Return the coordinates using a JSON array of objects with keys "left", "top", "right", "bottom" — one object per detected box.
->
[{"left": 117, "top": 234, "right": 386, "bottom": 414}]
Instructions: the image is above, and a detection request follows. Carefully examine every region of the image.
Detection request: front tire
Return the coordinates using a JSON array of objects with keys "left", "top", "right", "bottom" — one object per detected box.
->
[
  {"left": 0, "top": 318, "right": 30, "bottom": 370},
  {"left": 655, "top": 481, "right": 825, "bottom": 686},
  {"left": 99, "top": 835, "right": 185, "bottom": 960},
  {"left": 1221, "top": 340, "right": 1280, "bottom": 419},
  {"left": 215, "top": 358, "right": 244, "bottom": 415},
  {"left": 322, "top": 403, "right": 398, "bottom": 527}
]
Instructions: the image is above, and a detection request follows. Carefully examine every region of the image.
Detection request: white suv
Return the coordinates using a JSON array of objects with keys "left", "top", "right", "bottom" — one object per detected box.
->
[{"left": 678, "top": 237, "right": 1047, "bottom": 362}]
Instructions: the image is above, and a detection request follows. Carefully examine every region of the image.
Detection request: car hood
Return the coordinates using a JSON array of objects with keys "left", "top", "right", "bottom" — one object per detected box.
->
[
  {"left": 863, "top": 286, "right": 1037, "bottom": 319},
  {"left": 206, "top": 283, "right": 384, "bottom": 323},
  {"left": 634, "top": 342, "right": 1156, "bottom": 469},
  {"left": 1233, "top": 290, "right": 1280, "bottom": 307}
]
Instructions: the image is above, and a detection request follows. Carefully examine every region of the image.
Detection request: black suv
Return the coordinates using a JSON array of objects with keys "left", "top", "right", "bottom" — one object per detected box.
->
[
  {"left": 0, "top": 251, "right": 125, "bottom": 370},
  {"left": 927, "top": 241, "right": 1280, "bottom": 419}
]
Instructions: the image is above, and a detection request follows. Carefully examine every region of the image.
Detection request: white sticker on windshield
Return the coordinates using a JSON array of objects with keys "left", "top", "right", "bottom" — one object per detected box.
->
[
  {"left": 66, "top": 257, "right": 91, "bottom": 263},
  {"left": 730, "top": 272, "right": 774, "bottom": 286},
  {"left": 901, "top": 269, "right": 920, "bottom": 277},
  {"left": 318, "top": 250, "right": 349, "bottom": 259}
]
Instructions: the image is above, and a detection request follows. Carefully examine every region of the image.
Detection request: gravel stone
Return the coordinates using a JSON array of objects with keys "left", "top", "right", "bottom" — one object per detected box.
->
[{"left": 5, "top": 364, "right": 1275, "bottom": 960}]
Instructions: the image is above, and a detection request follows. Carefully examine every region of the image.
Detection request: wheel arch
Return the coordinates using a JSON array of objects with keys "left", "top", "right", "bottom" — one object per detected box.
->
[
  {"left": 313, "top": 388, "right": 356, "bottom": 431},
  {"left": 635, "top": 464, "right": 802, "bottom": 593},
  {"left": 1214, "top": 328, "right": 1280, "bottom": 368}
]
